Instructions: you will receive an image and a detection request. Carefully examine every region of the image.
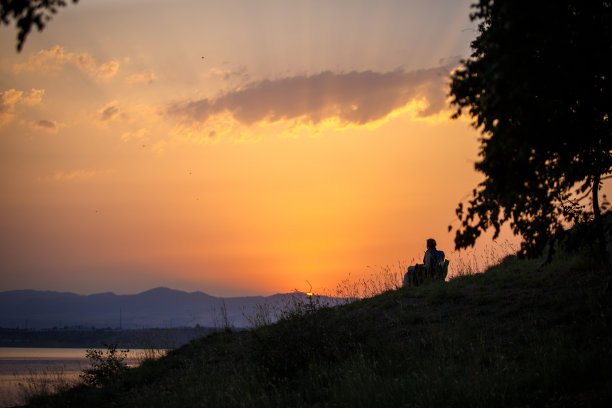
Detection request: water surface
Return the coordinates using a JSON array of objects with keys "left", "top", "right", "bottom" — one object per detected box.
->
[{"left": 0, "top": 347, "right": 156, "bottom": 407}]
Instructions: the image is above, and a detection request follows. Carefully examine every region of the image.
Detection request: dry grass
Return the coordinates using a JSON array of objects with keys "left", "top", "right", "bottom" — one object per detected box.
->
[
  {"left": 327, "top": 260, "right": 410, "bottom": 301},
  {"left": 10, "top": 366, "right": 77, "bottom": 406},
  {"left": 245, "top": 241, "right": 518, "bottom": 328},
  {"left": 134, "top": 348, "right": 168, "bottom": 363},
  {"left": 241, "top": 259, "right": 411, "bottom": 327},
  {"left": 446, "top": 239, "right": 518, "bottom": 280}
]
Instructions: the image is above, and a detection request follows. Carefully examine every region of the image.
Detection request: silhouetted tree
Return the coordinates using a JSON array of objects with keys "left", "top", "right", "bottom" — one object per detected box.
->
[
  {"left": 450, "top": 0, "right": 611, "bottom": 259},
  {"left": 0, "top": 0, "right": 78, "bottom": 51}
]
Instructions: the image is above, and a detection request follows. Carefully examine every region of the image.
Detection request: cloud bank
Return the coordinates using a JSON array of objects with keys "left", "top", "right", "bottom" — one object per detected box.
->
[
  {"left": 14, "top": 46, "right": 119, "bottom": 81},
  {"left": 168, "top": 64, "right": 455, "bottom": 132},
  {"left": 0, "top": 88, "right": 44, "bottom": 126}
]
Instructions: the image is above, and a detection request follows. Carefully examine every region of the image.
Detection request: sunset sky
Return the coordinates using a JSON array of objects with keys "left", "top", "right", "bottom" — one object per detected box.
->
[{"left": 0, "top": 0, "right": 579, "bottom": 297}]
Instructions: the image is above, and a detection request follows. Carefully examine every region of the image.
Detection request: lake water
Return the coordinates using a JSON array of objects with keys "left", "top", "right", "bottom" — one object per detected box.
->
[{"left": 0, "top": 347, "right": 158, "bottom": 407}]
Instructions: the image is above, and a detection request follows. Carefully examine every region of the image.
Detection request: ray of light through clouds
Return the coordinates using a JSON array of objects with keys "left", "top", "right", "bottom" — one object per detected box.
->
[{"left": 0, "top": 0, "right": 535, "bottom": 296}]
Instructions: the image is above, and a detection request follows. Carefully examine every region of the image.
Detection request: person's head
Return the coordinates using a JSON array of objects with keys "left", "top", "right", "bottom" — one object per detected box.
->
[{"left": 426, "top": 238, "right": 436, "bottom": 249}]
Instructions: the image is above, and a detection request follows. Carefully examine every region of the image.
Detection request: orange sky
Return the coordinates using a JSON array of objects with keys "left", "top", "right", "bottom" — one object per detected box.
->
[{"left": 1, "top": 1, "right": 604, "bottom": 296}]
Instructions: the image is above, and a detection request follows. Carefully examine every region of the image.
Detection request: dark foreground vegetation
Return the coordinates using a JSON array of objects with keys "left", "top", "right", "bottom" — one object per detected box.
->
[{"left": 21, "top": 248, "right": 611, "bottom": 407}]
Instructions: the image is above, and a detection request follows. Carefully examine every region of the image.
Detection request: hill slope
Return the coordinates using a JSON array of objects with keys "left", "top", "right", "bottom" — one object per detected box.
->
[{"left": 26, "top": 254, "right": 612, "bottom": 407}]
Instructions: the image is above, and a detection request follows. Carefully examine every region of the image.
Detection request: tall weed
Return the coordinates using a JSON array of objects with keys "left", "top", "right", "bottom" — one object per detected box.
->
[
  {"left": 447, "top": 239, "right": 518, "bottom": 280},
  {"left": 329, "top": 260, "right": 409, "bottom": 301},
  {"left": 12, "top": 366, "right": 76, "bottom": 406}
]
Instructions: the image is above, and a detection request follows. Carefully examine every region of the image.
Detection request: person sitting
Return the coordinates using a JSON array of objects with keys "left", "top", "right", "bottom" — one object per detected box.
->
[{"left": 403, "top": 238, "right": 447, "bottom": 287}]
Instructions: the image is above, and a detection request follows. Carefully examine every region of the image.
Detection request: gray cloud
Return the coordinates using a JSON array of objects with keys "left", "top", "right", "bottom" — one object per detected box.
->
[
  {"left": 23, "top": 119, "right": 61, "bottom": 133},
  {"left": 36, "top": 119, "right": 56, "bottom": 129},
  {"left": 168, "top": 63, "right": 456, "bottom": 128},
  {"left": 98, "top": 104, "right": 120, "bottom": 123},
  {"left": 28, "top": 119, "right": 60, "bottom": 133}
]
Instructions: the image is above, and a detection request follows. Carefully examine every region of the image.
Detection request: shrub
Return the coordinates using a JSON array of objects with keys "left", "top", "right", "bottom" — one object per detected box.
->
[{"left": 80, "top": 343, "right": 129, "bottom": 387}]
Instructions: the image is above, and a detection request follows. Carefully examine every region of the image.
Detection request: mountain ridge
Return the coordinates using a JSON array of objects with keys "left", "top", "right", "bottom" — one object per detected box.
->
[{"left": 0, "top": 287, "right": 342, "bottom": 329}]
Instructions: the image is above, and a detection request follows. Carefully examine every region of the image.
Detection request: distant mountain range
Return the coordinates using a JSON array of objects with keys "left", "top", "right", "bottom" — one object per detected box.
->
[{"left": 0, "top": 288, "right": 344, "bottom": 329}]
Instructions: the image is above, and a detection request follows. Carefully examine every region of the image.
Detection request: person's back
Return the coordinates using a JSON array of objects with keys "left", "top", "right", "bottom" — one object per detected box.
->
[{"left": 403, "top": 238, "right": 447, "bottom": 286}]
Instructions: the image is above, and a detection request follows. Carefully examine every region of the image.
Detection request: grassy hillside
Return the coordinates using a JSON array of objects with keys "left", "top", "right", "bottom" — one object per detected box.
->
[{"left": 25, "top": 251, "right": 612, "bottom": 407}]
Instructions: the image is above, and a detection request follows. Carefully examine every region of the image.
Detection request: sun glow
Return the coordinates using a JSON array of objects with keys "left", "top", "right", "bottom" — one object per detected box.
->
[{"left": 0, "top": 0, "right": 492, "bottom": 296}]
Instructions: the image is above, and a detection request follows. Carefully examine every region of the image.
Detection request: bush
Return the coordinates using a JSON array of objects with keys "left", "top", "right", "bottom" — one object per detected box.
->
[{"left": 79, "top": 344, "right": 129, "bottom": 387}]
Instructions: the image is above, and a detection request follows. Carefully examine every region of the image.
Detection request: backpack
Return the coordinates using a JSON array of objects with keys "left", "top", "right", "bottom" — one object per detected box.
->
[{"left": 429, "top": 250, "right": 449, "bottom": 280}]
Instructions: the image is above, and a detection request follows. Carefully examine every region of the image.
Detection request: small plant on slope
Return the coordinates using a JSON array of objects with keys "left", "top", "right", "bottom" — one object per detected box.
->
[{"left": 80, "top": 343, "right": 129, "bottom": 387}]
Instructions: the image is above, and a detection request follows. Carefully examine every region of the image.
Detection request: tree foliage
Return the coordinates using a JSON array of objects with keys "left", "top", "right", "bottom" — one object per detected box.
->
[
  {"left": 450, "top": 0, "right": 612, "bottom": 258},
  {"left": 0, "top": 0, "right": 78, "bottom": 51}
]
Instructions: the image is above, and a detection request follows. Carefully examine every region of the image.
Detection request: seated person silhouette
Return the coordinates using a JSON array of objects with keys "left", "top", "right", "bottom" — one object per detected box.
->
[{"left": 403, "top": 238, "right": 447, "bottom": 287}]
